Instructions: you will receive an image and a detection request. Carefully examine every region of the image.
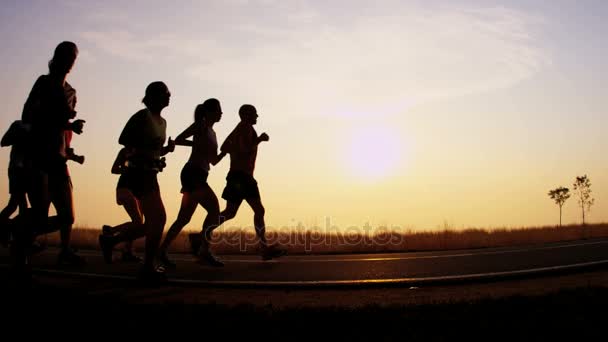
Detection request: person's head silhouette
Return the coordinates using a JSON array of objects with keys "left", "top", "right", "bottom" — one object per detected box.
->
[
  {"left": 239, "top": 104, "right": 258, "bottom": 125},
  {"left": 142, "top": 81, "right": 171, "bottom": 112},
  {"left": 49, "top": 41, "right": 78, "bottom": 76},
  {"left": 195, "top": 98, "right": 222, "bottom": 124}
]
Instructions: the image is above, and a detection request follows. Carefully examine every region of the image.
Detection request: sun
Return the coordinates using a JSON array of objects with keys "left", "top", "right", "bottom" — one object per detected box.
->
[{"left": 342, "top": 124, "right": 403, "bottom": 181}]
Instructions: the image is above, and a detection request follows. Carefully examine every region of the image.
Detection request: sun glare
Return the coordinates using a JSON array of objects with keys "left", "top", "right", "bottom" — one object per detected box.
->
[{"left": 342, "top": 125, "right": 404, "bottom": 182}]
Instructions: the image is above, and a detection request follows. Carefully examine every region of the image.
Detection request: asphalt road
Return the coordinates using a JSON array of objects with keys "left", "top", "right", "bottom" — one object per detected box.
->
[{"left": 2, "top": 238, "right": 608, "bottom": 287}]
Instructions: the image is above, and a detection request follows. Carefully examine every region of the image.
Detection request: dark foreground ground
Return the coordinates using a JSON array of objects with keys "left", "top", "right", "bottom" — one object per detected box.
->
[{"left": 2, "top": 269, "right": 607, "bottom": 341}]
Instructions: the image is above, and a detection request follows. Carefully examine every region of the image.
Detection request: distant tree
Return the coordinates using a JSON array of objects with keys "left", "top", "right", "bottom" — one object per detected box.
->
[
  {"left": 548, "top": 187, "right": 570, "bottom": 227},
  {"left": 573, "top": 175, "right": 595, "bottom": 225}
]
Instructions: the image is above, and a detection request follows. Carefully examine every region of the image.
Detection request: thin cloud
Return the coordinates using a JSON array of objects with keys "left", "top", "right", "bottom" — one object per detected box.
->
[
  {"left": 80, "top": 30, "right": 230, "bottom": 64},
  {"left": 80, "top": 3, "right": 551, "bottom": 116}
]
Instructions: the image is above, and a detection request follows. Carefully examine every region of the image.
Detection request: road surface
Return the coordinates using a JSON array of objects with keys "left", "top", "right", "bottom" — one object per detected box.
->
[{"left": 2, "top": 238, "right": 608, "bottom": 287}]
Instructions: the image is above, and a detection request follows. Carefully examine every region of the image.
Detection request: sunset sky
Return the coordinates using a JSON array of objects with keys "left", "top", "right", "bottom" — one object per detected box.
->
[{"left": 0, "top": 0, "right": 606, "bottom": 231}]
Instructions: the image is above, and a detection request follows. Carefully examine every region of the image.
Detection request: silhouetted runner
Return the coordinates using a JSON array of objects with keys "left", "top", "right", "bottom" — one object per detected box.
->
[
  {"left": 16, "top": 41, "right": 87, "bottom": 275},
  {"left": 0, "top": 121, "right": 30, "bottom": 246},
  {"left": 99, "top": 147, "right": 144, "bottom": 263},
  {"left": 158, "top": 99, "right": 226, "bottom": 268},
  {"left": 98, "top": 81, "right": 175, "bottom": 285}
]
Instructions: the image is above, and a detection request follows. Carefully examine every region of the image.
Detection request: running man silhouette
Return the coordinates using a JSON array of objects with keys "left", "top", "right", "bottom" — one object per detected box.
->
[
  {"left": 0, "top": 121, "right": 30, "bottom": 246},
  {"left": 191, "top": 104, "right": 286, "bottom": 261},
  {"left": 99, "top": 81, "right": 175, "bottom": 284},
  {"left": 18, "top": 41, "right": 86, "bottom": 269},
  {"left": 99, "top": 147, "right": 143, "bottom": 263},
  {"left": 157, "top": 99, "right": 226, "bottom": 268}
]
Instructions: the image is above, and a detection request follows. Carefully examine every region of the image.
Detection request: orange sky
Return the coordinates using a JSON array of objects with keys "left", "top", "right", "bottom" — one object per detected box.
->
[{"left": 0, "top": 1, "right": 606, "bottom": 231}]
